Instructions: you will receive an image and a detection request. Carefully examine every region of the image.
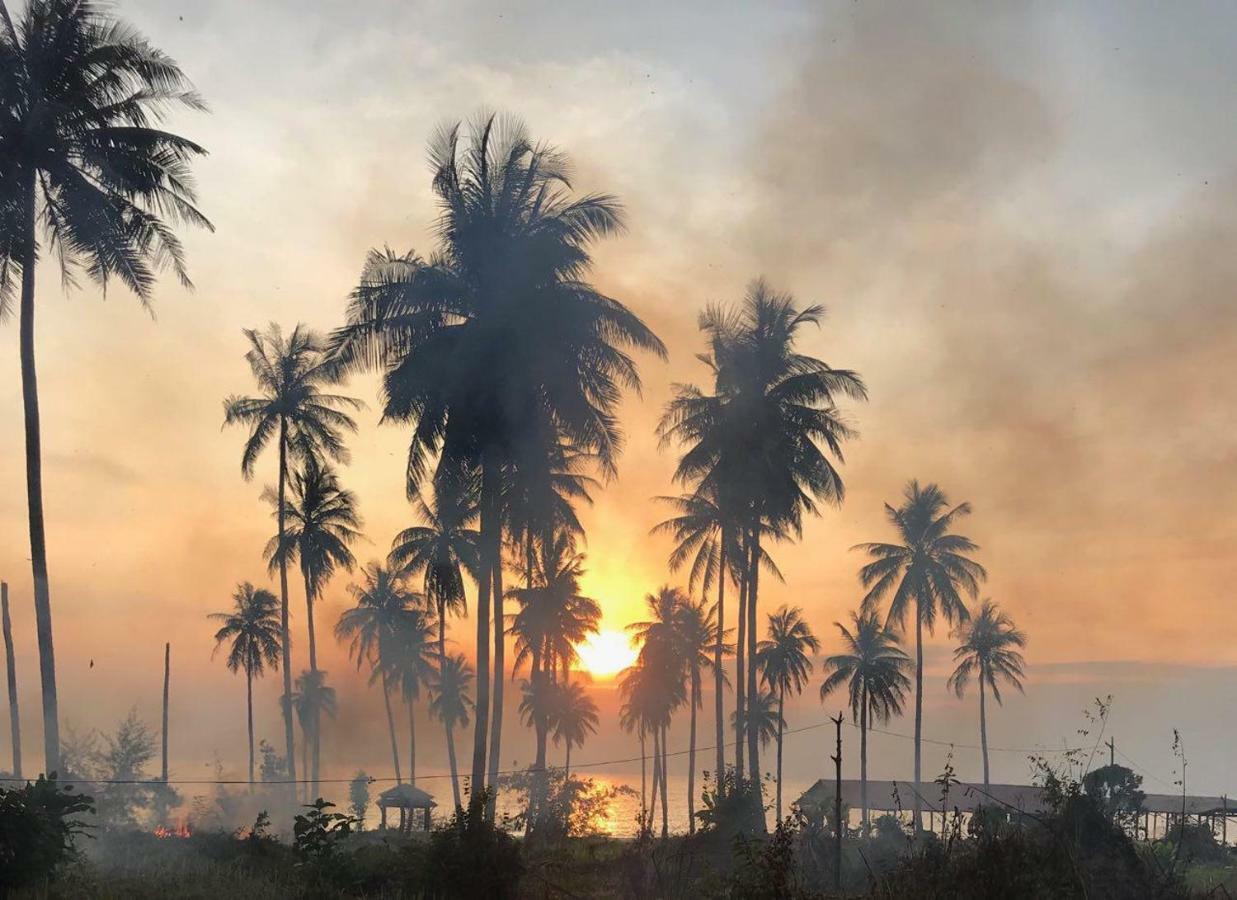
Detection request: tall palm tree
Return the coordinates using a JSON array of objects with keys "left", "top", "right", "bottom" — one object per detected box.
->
[
  {"left": 734, "top": 687, "right": 783, "bottom": 755},
  {"left": 551, "top": 679, "right": 598, "bottom": 778},
  {"left": 429, "top": 652, "right": 474, "bottom": 810},
  {"left": 0, "top": 0, "right": 212, "bottom": 773},
  {"left": 335, "top": 562, "right": 420, "bottom": 784},
  {"left": 660, "top": 281, "right": 864, "bottom": 788},
  {"left": 388, "top": 604, "right": 437, "bottom": 786},
  {"left": 676, "top": 594, "right": 727, "bottom": 833},
  {"left": 225, "top": 324, "right": 361, "bottom": 784},
  {"left": 654, "top": 489, "right": 739, "bottom": 794},
  {"left": 757, "top": 606, "right": 820, "bottom": 822},
  {"left": 266, "top": 457, "right": 361, "bottom": 797},
  {"left": 331, "top": 114, "right": 665, "bottom": 799},
  {"left": 619, "top": 659, "right": 676, "bottom": 838},
  {"left": 820, "top": 611, "right": 911, "bottom": 832},
  {"left": 856, "top": 480, "right": 986, "bottom": 832},
  {"left": 290, "top": 669, "right": 337, "bottom": 802},
  {"left": 209, "top": 584, "right": 281, "bottom": 787},
  {"left": 947, "top": 600, "right": 1026, "bottom": 789}
]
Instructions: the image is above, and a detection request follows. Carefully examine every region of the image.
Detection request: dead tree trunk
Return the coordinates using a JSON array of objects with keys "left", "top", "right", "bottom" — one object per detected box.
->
[{"left": 2, "top": 583, "right": 21, "bottom": 779}]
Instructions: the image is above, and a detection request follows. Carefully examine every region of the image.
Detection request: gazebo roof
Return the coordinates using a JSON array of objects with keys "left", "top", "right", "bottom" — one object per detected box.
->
[{"left": 377, "top": 783, "right": 437, "bottom": 809}]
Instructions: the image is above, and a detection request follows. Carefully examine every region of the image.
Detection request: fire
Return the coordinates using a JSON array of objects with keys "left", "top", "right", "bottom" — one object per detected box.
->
[{"left": 153, "top": 820, "right": 192, "bottom": 839}]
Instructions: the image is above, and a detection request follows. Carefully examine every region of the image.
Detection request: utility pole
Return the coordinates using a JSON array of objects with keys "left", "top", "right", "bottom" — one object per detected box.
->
[
  {"left": 1106, "top": 737, "right": 1115, "bottom": 768},
  {"left": 161, "top": 642, "right": 170, "bottom": 783},
  {"left": 830, "top": 712, "right": 844, "bottom": 892},
  {"left": 2, "top": 583, "right": 21, "bottom": 780}
]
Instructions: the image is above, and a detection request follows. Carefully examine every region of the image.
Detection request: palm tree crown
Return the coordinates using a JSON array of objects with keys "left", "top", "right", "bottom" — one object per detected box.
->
[
  {"left": 429, "top": 653, "right": 475, "bottom": 732},
  {"left": 820, "top": 612, "right": 911, "bottom": 724},
  {"left": 948, "top": 600, "right": 1026, "bottom": 704},
  {"left": 757, "top": 605, "right": 820, "bottom": 698},
  {"left": 267, "top": 458, "right": 362, "bottom": 605},
  {"left": 209, "top": 584, "right": 281, "bottom": 678}
]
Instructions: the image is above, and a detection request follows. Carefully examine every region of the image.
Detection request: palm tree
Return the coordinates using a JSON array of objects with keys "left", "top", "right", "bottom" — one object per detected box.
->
[
  {"left": 335, "top": 563, "right": 420, "bottom": 784},
  {"left": 331, "top": 114, "right": 666, "bottom": 799},
  {"left": 619, "top": 660, "right": 675, "bottom": 838},
  {"left": 676, "top": 594, "right": 727, "bottom": 833},
  {"left": 660, "top": 281, "right": 865, "bottom": 787},
  {"left": 856, "top": 480, "right": 986, "bottom": 832},
  {"left": 757, "top": 606, "right": 820, "bottom": 822},
  {"left": 0, "top": 0, "right": 212, "bottom": 773},
  {"left": 947, "top": 600, "right": 1026, "bottom": 789},
  {"left": 820, "top": 611, "right": 911, "bottom": 832},
  {"left": 428, "top": 653, "right": 474, "bottom": 810},
  {"left": 734, "top": 687, "right": 783, "bottom": 754},
  {"left": 654, "top": 489, "right": 739, "bottom": 796},
  {"left": 225, "top": 324, "right": 361, "bottom": 784},
  {"left": 266, "top": 457, "right": 361, "bottom": 797},
  {"left": 388, "top": 604, "right": 437, "bottom": 786},
  {"left": 551, "top": 680, "right": 598, "bottom": 778},
  {"left": 209, "top": 584, "right": 281, "bottom": 786},
  {"left": 290, "top": 670, "right": 337, "bottom": 802}
]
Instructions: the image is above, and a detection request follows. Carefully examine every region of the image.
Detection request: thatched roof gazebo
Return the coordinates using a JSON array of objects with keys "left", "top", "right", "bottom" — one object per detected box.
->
[{"left": 377, "top": 783, "right": 436, "bottom": 833}]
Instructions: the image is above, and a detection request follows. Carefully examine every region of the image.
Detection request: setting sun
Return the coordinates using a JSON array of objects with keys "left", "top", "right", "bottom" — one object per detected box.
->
[{"left": 574, "top": 630, "right": 639, "bottom": 678}]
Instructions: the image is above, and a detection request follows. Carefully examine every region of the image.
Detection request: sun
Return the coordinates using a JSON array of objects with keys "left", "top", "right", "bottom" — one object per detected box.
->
[{"left": 575, "top": 630, "right": 639, "bottom": 679}]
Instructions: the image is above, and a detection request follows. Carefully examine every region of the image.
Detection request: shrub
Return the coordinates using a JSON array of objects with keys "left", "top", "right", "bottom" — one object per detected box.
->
[
  {"left": 0, "top": 774, "right": 95, "bottom": 891},
  {"left": 416, "top": 791, "right": 523, "bottom": 899}
]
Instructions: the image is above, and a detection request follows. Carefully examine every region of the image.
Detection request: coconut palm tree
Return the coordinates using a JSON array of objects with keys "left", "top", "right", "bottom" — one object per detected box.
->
[
  {"left": 653, "top": 488, "right": 740, "bottom": 792},
  {"left": 0, "top": 0, "right": 212, "bottom": 773},
  {"left": 820, "top": 611, "right": 911, "bottom": 832},
  {"left": 387, "top": 604, "right": 437, "bottom": 786},
  {"left": 429, "top": 653, "right": 474, "bottom": 810},
  {"left": 735, "top": 687, "right": 783, "bottom": 754},
  {"left": 676, "top": 595, "right": 728, "bottom": 833},
  {"left": 290, "top": 670, "right": 337, "bottom": 802},
  {"left": 856, "top": 480, "right": 986, "bottom": 832},
  {"left": 335, "top": 563, "right": 420, "bottom": 784},
  {"left": 225, "top": 324, "right": 361, "bottom": 784},
  {"left": 619, "top": 659, "right": 676, "bottom": 838},
  {"left": 331, "top": 114, "right": 665, "bottom": 799},
  {"left": 947, "top": 600, "right": 1026, "bottom": 789},
  {"left": 209, "top": 584, "right": 281, "bottom": 786},
  {"left": 551, "top": 680, "right": 598, "bottom": 778},
  {"left": 266, "top": 457, "right": 361, "bottom": 797},
  {"left": 660, "top": 281, "right": 865, "bottom": 787},
  {"left": 757, "top": 606, "right": 820, "bottom": 822}
]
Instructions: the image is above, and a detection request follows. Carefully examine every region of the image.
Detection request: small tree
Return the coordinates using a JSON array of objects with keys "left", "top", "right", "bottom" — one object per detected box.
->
[
  {"left": 1082, "top": 764, "right": 1145, "bottom": 832},
  {"left": 349, "top": 772, "right": 371, "bottom": 829}
]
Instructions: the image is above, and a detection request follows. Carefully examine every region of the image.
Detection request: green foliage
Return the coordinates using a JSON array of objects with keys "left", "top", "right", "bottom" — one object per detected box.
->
[
  {"left": 1161, "top": 821, "right": 1229, "bottom": 866},
  {"left": 0, "top": 774, "right": 94, "bottom": 891},
  {"left": 726, "top": 817, "right": 813, "bottom": 899},
  {"left": 1083, "top": 763, "right": 1146, "bottom": 830},
  {"left": 258, "top": 740, "right": 288, "bottom": 782},
  {"left": 415, "top": 791, "right": 523, "bottom": 899},
  {"left": 349, "top": 771, "right": 371, "bottom": 829},
  {"left": 291, "top": 798, "right": 356, "bottom": 863},
  {"left": 504, "top": 768, "right": 634, "bottom": 840},
  {"left": 696, "top": 767, "right": 769, "bottom": 840}
]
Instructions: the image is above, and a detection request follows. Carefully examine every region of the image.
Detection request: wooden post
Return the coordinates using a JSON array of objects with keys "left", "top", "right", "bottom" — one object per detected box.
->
[
  {"left": 1223, "top": 797, "right": 1228, "bottom": 846},
  {"left": 830, "top": 712, "right": 843, "bottom": 892},
  {"left": 161, "top": 642, "right": 170, "bottom": 783},
  {"left": 2, "top": 583, "right": 20, "bottom": 780}
]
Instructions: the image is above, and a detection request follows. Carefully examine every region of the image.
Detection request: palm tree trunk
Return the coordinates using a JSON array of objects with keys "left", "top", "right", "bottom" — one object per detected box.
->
[
  {"left": 860, "top": 683, "right": 869, "bottom": 833},
  {"left": 913, "top": 597, "right": 923, "bottom": 834},
  {"left": 660, "top": 724, "right": 670, "bottom": 838},
  {"left": 277, "top": 421, "right": 296, "bottom": 789},
  {"left": 301, "top": 564, "right": 320, "bottom": 800},
  {"left": 439, "top": 609, "right": 461, "bottom": 809},
  {"left": 530, "top": 648, "right": 548, "bottom": 829},
  {"left": 714, "top": 543, "right": 726, "bottom": 789},
  {"left": 735, "top": 564, "right": 747, "bottom": 780},
  {"left": 471, "top": 459, "right": 496, "bottom": 803},
  {"left": 246, "top": 669, "right": 255, "bottom": 789},
  {"left": 776, "top": 683, "right": 785, "bottom": 822},
  {"left": 18, "top": 174, "right": 61, "bottom": 776},
  {"left": 979, "top": 675, "right": 989, "bottom": 789},
  {"left": 2, "top": 583, "right": 22, "bottom": 780},
  {"left": 408, "top": 697, "right": 417, "bottom": 786},
  {"left": 650, "top": 726, "right": 661, "bottom": 833},
  {"left": 746, "top": 534, "right": 761, "bottom": 789},
  {"left": 161, "top": 643, "right": 170, "bottom": 783},
  {"left": 381, "top": 666, "right": 402, "bottom": 784},
  {"left": 301, "top": 730, "right": 309, "bottom": 803},
  {"left": 639, "top": 728, "right": 648, "bottom": 833},
  {"left": 486, "top": 558, "right": 505, "bottom": 810},
  {"left": 565, "top": 743, "right": 571, "bottom": 780},
  {"left": 446, "top": 719, "right": 461, "bottom": 809},
  {"left": 688, "top": 667, "right": 699, "bottom": 834}
]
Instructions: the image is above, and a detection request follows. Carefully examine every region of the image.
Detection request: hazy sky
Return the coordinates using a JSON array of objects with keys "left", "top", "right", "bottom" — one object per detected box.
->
[{"left": 2, "top": 1, "right": 1236, "bottom": 800}]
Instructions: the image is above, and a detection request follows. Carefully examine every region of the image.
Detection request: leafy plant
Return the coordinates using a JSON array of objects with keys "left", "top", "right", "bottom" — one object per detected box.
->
[
  {"left": 417, "top": 791, "right": 523, "bottom": 898},
  {"left": 0, "top": 775, "right": 94, "bottom": 891},
  {"left": 292, "top": 798, "right": 356, "bottom": 863}
]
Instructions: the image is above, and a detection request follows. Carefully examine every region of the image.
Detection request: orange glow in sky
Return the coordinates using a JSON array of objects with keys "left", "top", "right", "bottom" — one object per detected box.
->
[{"left": 575, "top": 630, "right": 639, "bottom": 679}]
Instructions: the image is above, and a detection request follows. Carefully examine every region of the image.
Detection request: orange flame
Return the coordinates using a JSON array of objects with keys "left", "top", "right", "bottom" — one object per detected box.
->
[{"left": 153, "top": 820, "right": 192, "bottom": 839}]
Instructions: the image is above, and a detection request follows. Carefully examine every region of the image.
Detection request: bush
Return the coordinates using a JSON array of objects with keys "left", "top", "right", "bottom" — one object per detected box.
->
[
  {"left": 0, "top": 774, "right": 95, "bottom": 891},
  {"left": 696, "top": 767, "right": 768, "bottom": 841},
  {"left": 415, "top": 791, "right": 523, "bottom": 899}
]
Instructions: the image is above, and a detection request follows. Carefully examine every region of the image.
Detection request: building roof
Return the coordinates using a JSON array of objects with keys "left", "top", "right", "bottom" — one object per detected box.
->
[
  {"left": 376, "top": 783, "right": 437, "bottom": 809},
  {"left": 796, "top": 780, "right": 1236, "bottom": 817}
]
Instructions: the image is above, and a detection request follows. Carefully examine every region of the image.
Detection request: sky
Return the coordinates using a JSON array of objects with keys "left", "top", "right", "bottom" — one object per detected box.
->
[{"left": 2, "top": 0, "right": 1236, "bottom": 804}]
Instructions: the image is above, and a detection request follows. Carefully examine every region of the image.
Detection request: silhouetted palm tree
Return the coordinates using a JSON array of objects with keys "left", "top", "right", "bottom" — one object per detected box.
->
[
  {"left": 335, "top": 563, "right": 420, "bottom": 784},
  {"left": 757, "top": 606, "right": 820, "bottom": 822},
  {"left": 388, "top": 605, "right": 437, "bottom": 786},
  {"left": 734, "top": 687, "right": 783, "bottom": 754},
  {"left": 551, "top": 680, "right": 598, "bottom": 778},
  {"left": 429, "top": 653, "right": 474, "bottom": 809},
  {"left": 856, "top": 480, "right": 986, "bottom": 831},
  {"left": 676, "top": 594, "right": 727, "bottom": 833},
  {"left": 225, "top": 324, "right": 361, "bottom": 784},
  {"left": 654, "top": 488, "right": 740, "bottom": 793},
  {"left": 266, "top": 457, "right": 361, "bottom": 797},
  {"left": 619, "top": 660, "right": 674, "bottom": 837},
  {"left": 0, "top": 0, "right": 212, "bottom": 773},
  {"left": 661, "top": 281, "right": 864, "bottom": 787},
  {"left": 290, "top": 669, "right": 337, "bottom": 803},
  {"left": 332, "top": 114, "right": 665, "bottom": 799},
  {"left": 820, "top": 611, "right": 911, "bottom": 832},
  {"left": 210, "top": 584, "right": 280, "bottom": 786},
  {"left": 948, "top": 600, "right": 1026, "bottom": 789}
]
